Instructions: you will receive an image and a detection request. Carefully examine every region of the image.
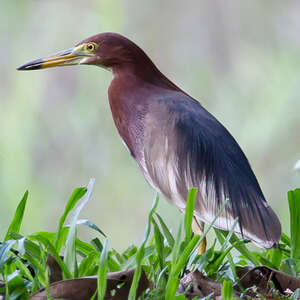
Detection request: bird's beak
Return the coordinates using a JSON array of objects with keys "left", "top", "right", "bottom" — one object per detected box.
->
[{"left": 17, "top": 45, "right": 94, "bottom": 71}]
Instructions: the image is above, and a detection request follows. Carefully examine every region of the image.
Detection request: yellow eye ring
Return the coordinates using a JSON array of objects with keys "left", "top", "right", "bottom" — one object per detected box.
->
[{"left": 86, "top": 43, "right": 96, "bottom": 52}]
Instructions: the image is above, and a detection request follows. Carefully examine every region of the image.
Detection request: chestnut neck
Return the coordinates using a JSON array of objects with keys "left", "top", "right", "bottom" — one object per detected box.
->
[{"left": 110, "top": 57, "right": 181, "bottom": 92}]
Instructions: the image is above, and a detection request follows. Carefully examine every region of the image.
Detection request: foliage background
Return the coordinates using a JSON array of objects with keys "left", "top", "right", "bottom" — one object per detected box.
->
[{"left": 1, "top": 0, "right": 300, "bottom": 250}]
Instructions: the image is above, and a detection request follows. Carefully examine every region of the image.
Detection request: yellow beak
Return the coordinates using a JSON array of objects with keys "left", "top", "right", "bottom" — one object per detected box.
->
[{"left": 17, "top": 45, "right": 93, "bottom": 71}]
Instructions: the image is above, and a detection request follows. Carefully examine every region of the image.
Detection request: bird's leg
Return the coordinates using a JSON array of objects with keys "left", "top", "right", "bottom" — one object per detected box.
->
[{"left": 192, "top": 217, "right": 206, "bottom": 254}]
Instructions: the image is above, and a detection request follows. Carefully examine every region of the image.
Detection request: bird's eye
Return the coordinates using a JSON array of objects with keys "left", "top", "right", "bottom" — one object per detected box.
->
[{"left": 86, "top": 43, "right": 96, "bottom": 52}]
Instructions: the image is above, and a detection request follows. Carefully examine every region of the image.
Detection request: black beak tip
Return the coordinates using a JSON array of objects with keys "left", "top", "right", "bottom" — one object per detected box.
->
[
  {"left": 17, "top": 59, "right": 43, "bottom": 71},
  {"left": 17, "top": 64, "right": 41, "bottom": 71},
  {"left": 16, "top": 65, "right": 25, "bottom": 71}
]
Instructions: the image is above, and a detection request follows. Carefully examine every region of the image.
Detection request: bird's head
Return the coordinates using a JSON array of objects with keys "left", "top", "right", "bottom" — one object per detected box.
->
[{"left": 17, "top": 32, "right": 144, "bottom": 71}]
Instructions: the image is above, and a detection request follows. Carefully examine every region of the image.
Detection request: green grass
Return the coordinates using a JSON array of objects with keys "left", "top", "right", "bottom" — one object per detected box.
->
[{"left": 0, "top": 181, "right": 300, "bottom": 299}]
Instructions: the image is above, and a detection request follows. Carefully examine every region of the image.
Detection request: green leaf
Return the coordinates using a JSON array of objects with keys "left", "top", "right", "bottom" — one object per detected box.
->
[
  {"left": 4, "top": 191, "right": 28, "bottom": 241},
  {"left": 78, "top": 251, "right": 98, "bottom": 277},
  {"left": 220, "top": 231, "right": 259, "bottom": 266},
  {"left": 184, "top": 188, "right": 197, "bottom": 242},
  {"left": 155, "top": 213, "right": 175, "bottom": 248},
  {"left": 221, "top": 280, "right": 233, "bottom": 300},
  {"left": 270, "top": 248, "right": 282, "bottom": 270},
  {"left": 173, "top": 235, "right": 200, "bottom": 276},
  {"left": 165, "top": 223, "right": 182, "bottom": 300},
  {"left": 91, "top": 237, "right": 103, "bottom": 252},
  {"left": 192, "top": 240, "right": 216, "bottom": 272},
  {"left": 29, "top": 233, "right": 72, "bottom": 279},
  {"left": 64, "top": 178, "right": 95, "bottom": 276},
  {"left": 152, "top": 218, "right": 165, "bottom": 270},
  {"left": 281, "top": 232, "right": 291, "bottom": 247},
  {"left": 76, "top": 219, "right": 106, "bottom": 237},
  {"left": 214, "top": 230, "right": 237, "bottom": 281},
  {"left": 288, "top": 189, "right": 300, "bottom": 260},
  {"left": 15, "top": 259, "right": 34, "bottom": 282},
  {"left": 75, "top": 238, "right": 96, "bottom": 256},
  {"left": 5, "top": 270, "right": 29, "bottom": 300},
  {"left": 98, "top": 238, "right": 109, "bottom": 300},
  {"left": 0, "top": 240, "right": 16, "bottom": 269},
  {"left": 107, "top": 255, "right": 120, "bottom": 272},
  {"left": 9, "top": 232, "right": 41, "bottom": 259},
  {"left": 54, "top": 186, "right": 87, "bottom": 251},
  {"left": 128, "top": 194, "right": 159, "bottom": 300},
  {"left": 208, "top": 245, "right": 234, "bottom": 275},
  {"left": 219, "top": 218, "right": 239, "bottom": 253},
  {"left": 198, "top": 199, "right": 229, "bottom": 249}
]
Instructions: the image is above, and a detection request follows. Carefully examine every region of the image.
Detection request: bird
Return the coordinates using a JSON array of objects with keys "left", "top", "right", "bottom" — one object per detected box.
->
[{"left": 18, "top": 32, "right": 281, "bottom": 251}]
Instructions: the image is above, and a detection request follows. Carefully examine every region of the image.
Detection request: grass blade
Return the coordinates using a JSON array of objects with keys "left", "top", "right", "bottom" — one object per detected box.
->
[
  {"left": 29, "top": 233, "right": 72, "bottom": 279},
  {"left": 173, "top": 234, "right": 200, "bottom": 276},
  {"left": 128, "top": 194, "right": 159, "bottom": 300},
  {"left": 155, "top": 213, "right": 175, "bottom": 248},
  {"left": 152, "top": 218, "right": 164, "bottom": 270},
  {"left": 219, "top": 231, "right": 259, "bottom": 266},
  {"left": 222, "top": 280, "right": 233, "bottom": 300},
  {"left": 98, "top": 238, "right": 109, "bottom": 300},
  {"left": 0, "top": 240, "right": 16, "bottom": 269},
  {"left": 184, "top": 188, "right": 197, "bottom": 242},
  {"left": 76, "top": 219, "right": 106, "bottom": 237},
  {"left": 4, "top": 191, "right": 28, "bottom": 241},
  {"left": 54, "top": 186, "right": 87, "bottom": 251},
  {"left": 165, "top": 223, "right": 182, "bottom": 300},
  {"left": 288, "top": 189, "right": 300, "bottom": 260},
  {"left": 64, "top": 178, "right": 95, "bottom": 276}
]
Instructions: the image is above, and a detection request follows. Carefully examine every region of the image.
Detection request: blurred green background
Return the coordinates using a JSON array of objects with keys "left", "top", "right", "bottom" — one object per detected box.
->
[{"left": 1, "top": 1, "right": 299, "bottom": 250}]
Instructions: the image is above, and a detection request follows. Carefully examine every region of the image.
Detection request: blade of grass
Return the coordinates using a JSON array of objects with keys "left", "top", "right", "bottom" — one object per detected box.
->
[
  {"left": 155, "top": 213, "right": 175, "bottom": 248},
  {"left": 166, "top": 199, "right": 229, "bottom": 299},
  {"left": 98, "top": 238, "right": 109, "bottom": 300},
  {"left": 197, "top": 199, "right": 229, "bottom": 248},
  {"left": 75, "top": 219, "right": 106, "bottom": 237},
  {"left": 29, "top": 233, "right": 72, "bottom": 279},
  {"left": 270, "top": 248, "right": 282, "bottom": 270},
  {"left": 4, "top": 191, "right": 28, "bottom": 241},
  {"left": 221, "top": 280, "right": 233, "bottom": 300},
  {"left": 78, "top": 251, "right": 98, "bottom": 277},
  {"left": 54, "top": 186, "right": 87, "bottom": 251},
  {"left": 184, "top": 188, "right": 197, "bottom": 242},
  {"left": 76, "top": 238, "right": 96, "bottom": 256},
  {"left": 108, "top": 255, "right": 121, "bottom": 272},
  {"left": 219, "top": 218, "right": 239, "bottom": 253},
  {"left": 165, "top": 223, "right": 182, "bottom": 300},
  {"left": 128, "top": 194, "right": 159, "bottom": 300},
  {"left": 281, "top": 232, "right": 291, "bottom": 247},
  {"left": 64, "top": 178, "right": 95, "bottom": 277},
  {"left": 219, "top": 231, "right": 259, "bottom": 266},
  {"left": 0, "top": 240, "right": 16, "bottom": 269},
  {"left": 214, "top": 229, "right": 237, "bottom": 281},
  {"left": 152, "top": 218, "right": 164, "bottom": 270},
  {"left": 173, "top": 234, "right": 200, "bottom": 276},
  {"left": 14, "top": 260, "right": 34, "bottom": 282},
  {"left": 9, "top": 232, "right": 41, "bottom": 261},
  {"left": 288, "top": 189, "right": 300, "bottom": 260},
  {"left": 91, "top": 237, "right": 103, "bottom": 252}
]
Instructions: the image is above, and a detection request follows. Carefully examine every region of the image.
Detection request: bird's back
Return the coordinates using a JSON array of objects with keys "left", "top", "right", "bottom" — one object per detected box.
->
[{"left": 140, "top": 91, "right": 281, "bottom": 248}]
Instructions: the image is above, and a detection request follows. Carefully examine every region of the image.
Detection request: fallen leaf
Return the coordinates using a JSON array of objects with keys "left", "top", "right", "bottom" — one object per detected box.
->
[{"left": 29, "top": 268, "right": 149, "bottom": 300}]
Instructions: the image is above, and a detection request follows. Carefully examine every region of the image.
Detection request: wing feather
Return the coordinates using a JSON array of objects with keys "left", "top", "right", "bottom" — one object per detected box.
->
[{"left": 143, "top": 94, "right": 281, "bottom": 248}]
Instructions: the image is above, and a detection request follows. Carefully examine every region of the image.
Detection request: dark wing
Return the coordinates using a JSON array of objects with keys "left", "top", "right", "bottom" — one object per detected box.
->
[{"left": 144, "top": 93, "right": 281, "bottom": 248}]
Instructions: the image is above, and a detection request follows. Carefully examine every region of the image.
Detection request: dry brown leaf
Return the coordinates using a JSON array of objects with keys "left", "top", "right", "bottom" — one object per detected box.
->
[
  {"left": 178, "top": 271, "right": 223, "bottom": 299},
  {"left": 29, "top": 268, "right": 149, "bottom": 300},
  {"left": 237, "top": 266, "right": 300, "bottom": 298}
]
